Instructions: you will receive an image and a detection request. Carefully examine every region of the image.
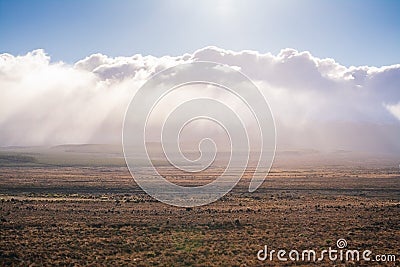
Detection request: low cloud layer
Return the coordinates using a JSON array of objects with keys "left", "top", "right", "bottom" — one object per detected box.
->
[{"left": 0, "top": 47, "right": 399, "bottom": 153}]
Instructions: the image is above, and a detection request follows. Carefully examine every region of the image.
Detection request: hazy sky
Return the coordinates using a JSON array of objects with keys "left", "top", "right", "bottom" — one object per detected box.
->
[
  {"left": 1, "top": 46, "right": 399, "bottom": 152},
  {"left": 1, "top": 0, "right": 399, "bottom": 66},
  {"left": 0, "top": 1, "right": 399, "bottom": 153}
]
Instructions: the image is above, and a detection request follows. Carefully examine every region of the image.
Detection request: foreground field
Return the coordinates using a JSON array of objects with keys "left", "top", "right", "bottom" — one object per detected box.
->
[{"left": 1, "top": 164, "right": 399, "bottom": 266}]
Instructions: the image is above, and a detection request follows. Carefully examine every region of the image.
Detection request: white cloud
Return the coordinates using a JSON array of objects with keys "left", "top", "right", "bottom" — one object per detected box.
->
[
  {"left": 0, "top": 47, "right": 399, "bottom": 153},
  {"left": 385, "top": 102, "right": 400, "bottom": 121}
]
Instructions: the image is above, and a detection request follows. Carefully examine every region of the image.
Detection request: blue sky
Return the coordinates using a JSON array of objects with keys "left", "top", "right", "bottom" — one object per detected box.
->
[{"left": 0, "top": 0, "right": 399, "bottom": 66}]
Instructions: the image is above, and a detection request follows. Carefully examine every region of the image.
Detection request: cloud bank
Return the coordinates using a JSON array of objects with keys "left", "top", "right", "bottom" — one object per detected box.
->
[{"left": 0, "top": 47, "right": 399, "bottom": 153}]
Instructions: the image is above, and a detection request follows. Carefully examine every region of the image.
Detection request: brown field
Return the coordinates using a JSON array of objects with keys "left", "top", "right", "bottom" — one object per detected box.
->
[{"left": 0, "top": 148, "right": 399, "bottom": 266}]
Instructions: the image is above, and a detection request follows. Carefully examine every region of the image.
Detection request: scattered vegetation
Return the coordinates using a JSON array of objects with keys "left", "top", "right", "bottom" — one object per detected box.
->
[{"left": 0, "top": 153, "right": 399, "bottom": 266}]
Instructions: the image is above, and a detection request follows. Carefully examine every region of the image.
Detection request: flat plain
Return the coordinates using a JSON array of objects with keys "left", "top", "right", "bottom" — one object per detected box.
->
[{"left": 0, "top": 146, "right": 399, "bottom": 266}]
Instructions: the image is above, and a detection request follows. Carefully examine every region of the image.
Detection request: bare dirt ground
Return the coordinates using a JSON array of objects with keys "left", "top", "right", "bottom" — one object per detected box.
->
[{"left": 1, "top": 164, "right": 399, "bottom": 266}]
